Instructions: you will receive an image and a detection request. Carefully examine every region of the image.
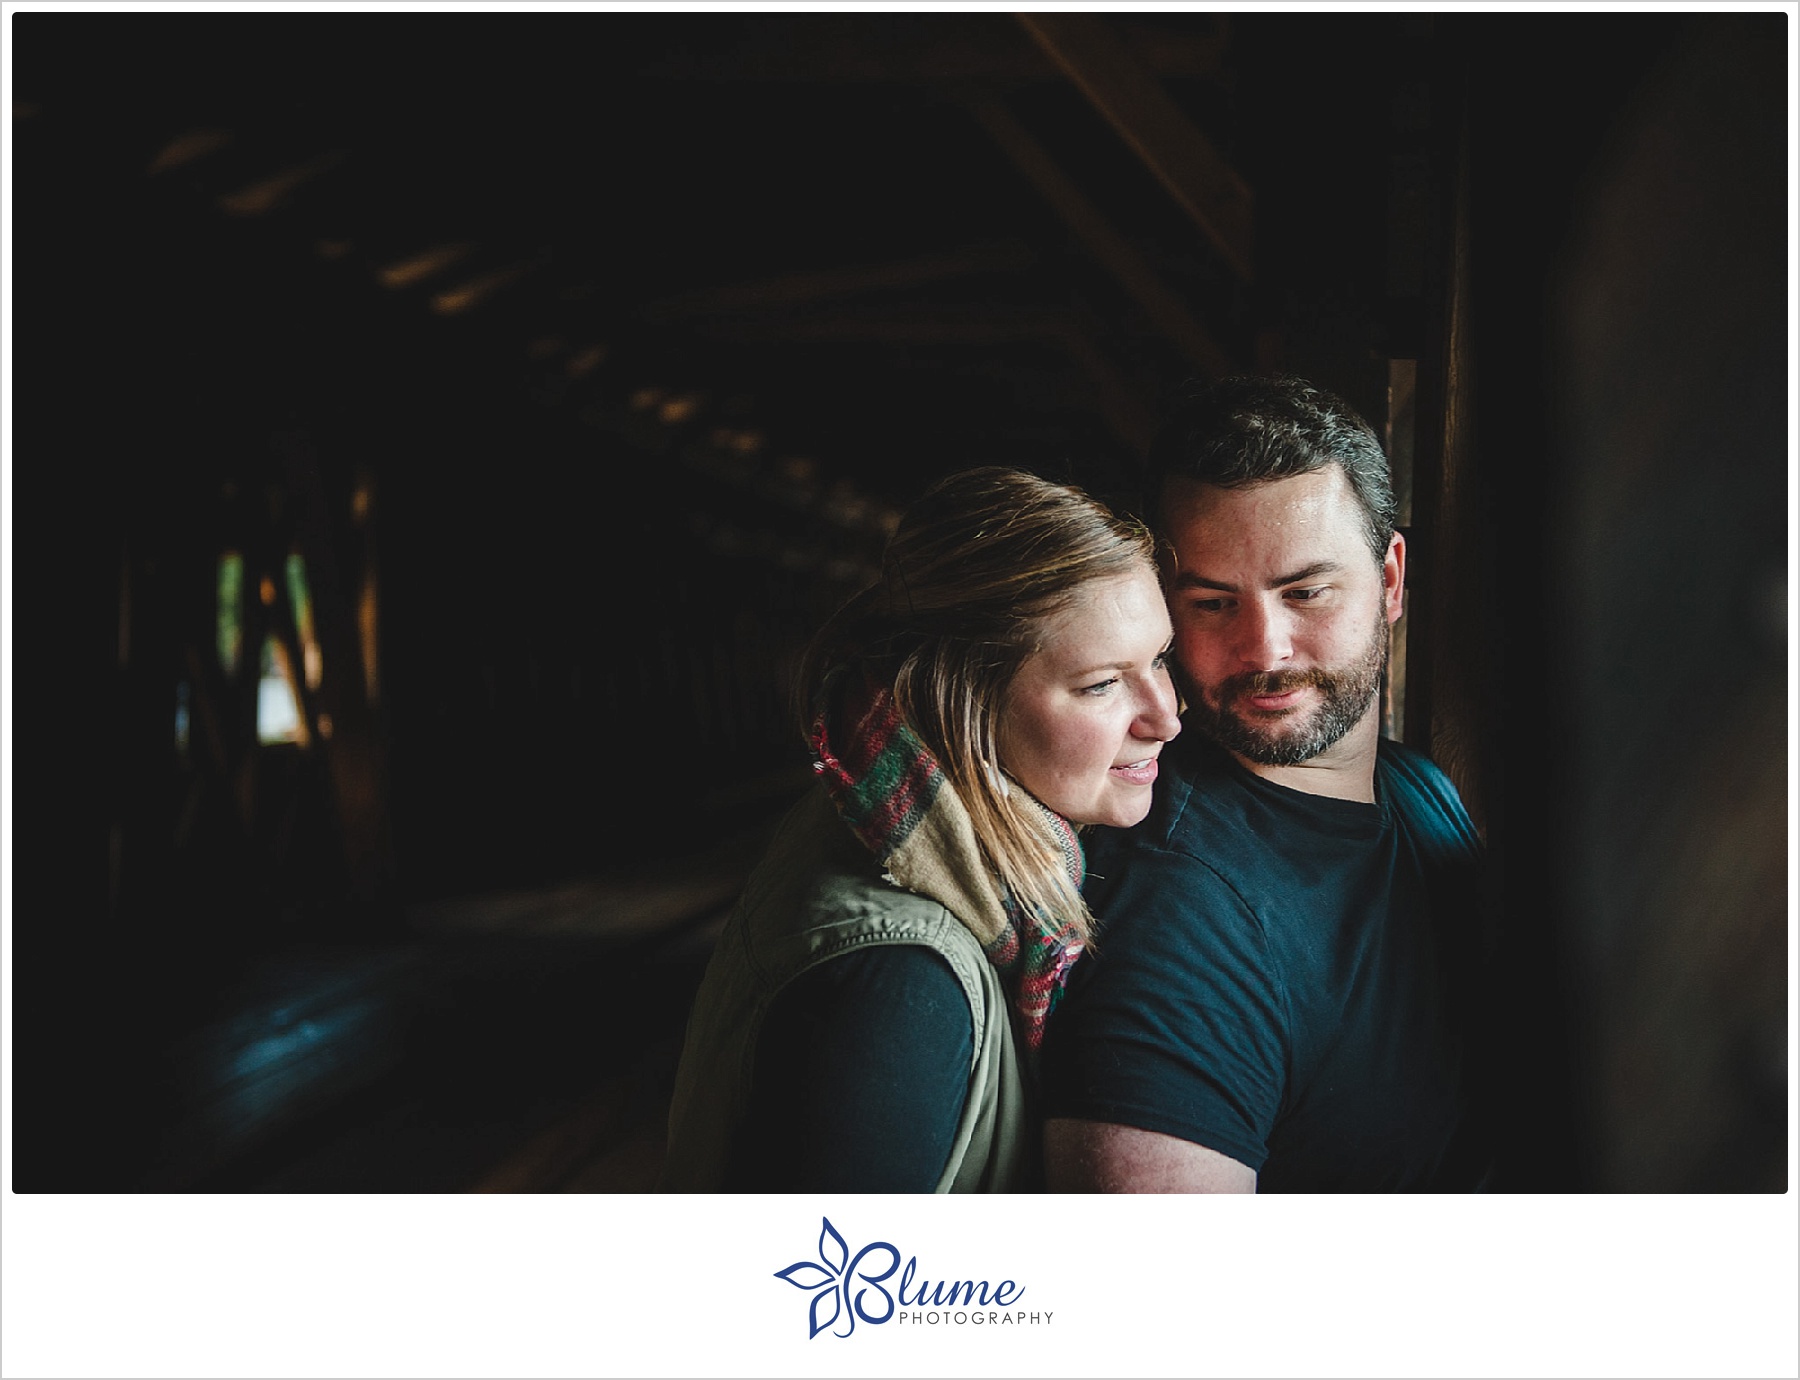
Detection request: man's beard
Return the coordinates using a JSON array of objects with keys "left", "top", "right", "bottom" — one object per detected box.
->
[{"left": 1186, "top": 611, "right": 1390, "bottom": 767}]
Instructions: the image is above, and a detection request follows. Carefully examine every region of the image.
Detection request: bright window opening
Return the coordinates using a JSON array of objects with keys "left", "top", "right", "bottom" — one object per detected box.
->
[{"left": 257, "top": 635, "right": 307, "bottom": 746}]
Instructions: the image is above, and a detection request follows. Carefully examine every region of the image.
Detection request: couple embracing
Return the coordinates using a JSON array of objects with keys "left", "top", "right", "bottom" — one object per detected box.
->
[{"left": 658, "top": 373, "right": 1490, "bottom": 1194}]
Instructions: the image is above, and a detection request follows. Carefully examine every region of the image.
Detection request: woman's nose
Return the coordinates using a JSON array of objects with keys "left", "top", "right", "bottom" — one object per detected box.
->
[{"left": 1137, "top": 670, "right": 1182, "bottom": 741}]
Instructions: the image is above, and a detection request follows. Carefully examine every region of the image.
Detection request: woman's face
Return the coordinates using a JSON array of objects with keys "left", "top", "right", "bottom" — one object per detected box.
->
[{"left": 996, "top": 565, "right": 1181, "bottom": 829}]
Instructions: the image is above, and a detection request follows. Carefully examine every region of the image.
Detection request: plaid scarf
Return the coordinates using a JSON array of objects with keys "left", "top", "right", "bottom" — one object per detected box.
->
[{"left": 807, "top": 669, "right": 1086, "bottom": 1050}]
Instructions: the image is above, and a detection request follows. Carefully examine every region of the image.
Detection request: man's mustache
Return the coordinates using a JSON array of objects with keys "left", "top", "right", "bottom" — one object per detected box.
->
[{"left": 1209, "top": 668, "right": 1335, "bottom": 700}]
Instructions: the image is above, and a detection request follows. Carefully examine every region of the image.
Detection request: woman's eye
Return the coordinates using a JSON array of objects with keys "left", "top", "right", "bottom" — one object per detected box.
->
[
  {"left": 1152, "top": 651, "right": 1171, "bottom": 670},
  {"left": 1080, "top": 677, "right": 1119, "bottom": 696}
]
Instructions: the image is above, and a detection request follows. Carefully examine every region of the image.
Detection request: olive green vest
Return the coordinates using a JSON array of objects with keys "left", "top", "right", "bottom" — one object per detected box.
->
[{"left": 657, "top": 786, "right": 1037, "bottom": 1192}]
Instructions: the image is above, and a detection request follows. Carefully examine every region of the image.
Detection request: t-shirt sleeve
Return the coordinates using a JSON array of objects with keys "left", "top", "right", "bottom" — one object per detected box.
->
[
  {"left": 1380, "top": 742, "right": 1482, "bottom": 865},
  {"left": 723, "top": 944, "right": 975, "bottom": 1192},
  {"left": 1041, "top": 847, "right": 1288, "bottom": 1172}
]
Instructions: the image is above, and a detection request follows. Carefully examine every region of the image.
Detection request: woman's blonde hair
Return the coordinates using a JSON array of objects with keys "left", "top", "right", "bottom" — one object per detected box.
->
[{"left": 798, "top": 465, "right": 1156, "bottom": 942}]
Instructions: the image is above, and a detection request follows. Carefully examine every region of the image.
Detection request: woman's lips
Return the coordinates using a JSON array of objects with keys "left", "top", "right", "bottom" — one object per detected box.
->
[{"left": 1109, "top": 757, "right": 1159, "bottom": 786}]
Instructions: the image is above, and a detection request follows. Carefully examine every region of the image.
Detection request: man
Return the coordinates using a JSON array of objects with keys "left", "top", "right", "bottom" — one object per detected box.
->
[{"left": 1040, "top": 374, "right": 1491, "bottom": 1192}]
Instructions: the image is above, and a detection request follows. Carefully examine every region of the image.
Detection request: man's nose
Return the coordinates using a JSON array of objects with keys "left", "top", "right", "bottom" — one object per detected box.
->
[{"left": 1234, "top": 597, "right": 1294, "bottom": 668}]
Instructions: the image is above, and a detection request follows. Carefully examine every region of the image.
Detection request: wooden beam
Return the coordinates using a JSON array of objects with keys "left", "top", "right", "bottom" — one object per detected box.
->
[
  {"left": 637, "top": 13, "right": 1227, "bottom": 85},
  {"left": 640, "top": 241, "right": 1039, "bottom": 324},
  {"left": 964, "top": 92, "right": 1237, "bottom": 379},
  {"left": 273, "top": 432, "right": 397, "bottom": 920},
  {"left": 1049, "top": 325, "right": 1160, "bottom": 456},
  {"left": 1016, "top": 12, "right": 1256, "bottom": 283},
  {"left": 693, "top": 304, "right": 1158, "bottom": 452}
]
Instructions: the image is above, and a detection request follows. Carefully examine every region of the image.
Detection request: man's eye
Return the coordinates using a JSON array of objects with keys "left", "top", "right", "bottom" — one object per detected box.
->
[
  {"left": 1189, "top": 598, "right": 1227, "bottom": 614},
  {"left": 1286, "top": 586, "right": 1326, "bottom": 602}
]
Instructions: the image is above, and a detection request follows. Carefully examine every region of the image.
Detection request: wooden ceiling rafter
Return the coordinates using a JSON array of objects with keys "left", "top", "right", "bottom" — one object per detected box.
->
[
  {"left": 42, "top": 14, "right": 1217, "bottom": 550},
  {"left": 962, "top": 90, "right": 1238, "bottom": 381},
  {"left": 634, "top": 12, "right": 1229, "bottom": 86},
  {"left": 638, "top": 239, "right": 1041, "bottom": 325},
  {"left": 690, "top": 302, "right": 1158, "bottom": 454},
  {"left": 215, "top": 149, "right": 347, "bottom": 218},
  {"left": 1016, "top": 12, "right": 1257, "bottom": 285},
  {"left": 114, "top": 98, "right": 901, "bottom": 593}
]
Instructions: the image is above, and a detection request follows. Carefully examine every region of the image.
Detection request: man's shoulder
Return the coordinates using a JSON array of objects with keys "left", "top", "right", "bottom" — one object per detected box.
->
[
  {"left": 1376, "top": 738, "right": 1483, "bottom": 861},
  {"left": 1376, "top": 735, "right": 1453, "bottom": 779},
  {"left": 1162, "top": 730, "right": 1264, "bottom": 814},
  {"left": 1375, "top": 737, "right": 1465, "bottom": 808},
  {"left": 1082, "top": 736, "right": 1262, "bottom": 895}
]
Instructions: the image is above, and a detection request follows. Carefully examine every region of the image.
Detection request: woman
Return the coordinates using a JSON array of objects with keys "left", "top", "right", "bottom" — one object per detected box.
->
[{"left": 657, "top": 466, "right": 1180, "bottom": 1192}]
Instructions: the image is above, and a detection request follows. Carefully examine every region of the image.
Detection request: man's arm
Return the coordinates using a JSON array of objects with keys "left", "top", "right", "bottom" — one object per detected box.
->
[{"left": 1044, "top": 1117, "right": 1256, "bottom": 1193}]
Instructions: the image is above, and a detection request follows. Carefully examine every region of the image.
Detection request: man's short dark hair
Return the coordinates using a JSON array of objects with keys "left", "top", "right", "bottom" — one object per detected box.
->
[{"left": 1147, "top": 374, "right": 1397, "bottom": 564}]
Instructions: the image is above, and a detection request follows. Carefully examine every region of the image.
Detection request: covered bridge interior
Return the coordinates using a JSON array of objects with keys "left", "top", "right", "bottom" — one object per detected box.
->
[{"left": 10, "top": 11, "right": 1789, "bottom": 1193}]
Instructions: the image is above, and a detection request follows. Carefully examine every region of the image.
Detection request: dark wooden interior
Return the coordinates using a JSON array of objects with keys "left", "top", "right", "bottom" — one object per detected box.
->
[{"left": 11, "top": 11, "right": 1788, "bottom": 1192}]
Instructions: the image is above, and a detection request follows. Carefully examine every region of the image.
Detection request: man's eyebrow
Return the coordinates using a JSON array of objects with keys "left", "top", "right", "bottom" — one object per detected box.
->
[{"left": 1171, "top": 561, "right": 1343, "bottom": 593}]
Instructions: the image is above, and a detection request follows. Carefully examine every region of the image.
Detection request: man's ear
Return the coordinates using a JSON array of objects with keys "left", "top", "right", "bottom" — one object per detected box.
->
[{"left": 1383, "top": 531, "right": 1406, "bottom": 625}]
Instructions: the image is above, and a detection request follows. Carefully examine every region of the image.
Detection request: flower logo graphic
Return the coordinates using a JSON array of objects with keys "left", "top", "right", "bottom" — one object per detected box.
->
[{"left": 772, "top": 1217, "right": 901, "bottom": 1338}]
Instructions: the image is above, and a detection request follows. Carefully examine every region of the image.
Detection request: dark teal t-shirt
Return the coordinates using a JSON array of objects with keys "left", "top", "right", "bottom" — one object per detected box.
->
[{"left": 1041, "top": 733, "right": 1490, "bottom": 1191}]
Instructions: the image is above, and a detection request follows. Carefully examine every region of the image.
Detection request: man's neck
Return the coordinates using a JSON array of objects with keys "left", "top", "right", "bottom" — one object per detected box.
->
[{"left": 1229, "top": 709, "right": 1382, "bottom": 804}]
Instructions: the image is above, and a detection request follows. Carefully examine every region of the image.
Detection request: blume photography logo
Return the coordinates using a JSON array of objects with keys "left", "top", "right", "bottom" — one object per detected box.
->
[
  {"left": 773, "top": 1216, "right": 899, "bottom": 1339},
  {"left": 772, "top": 1217, "right": 1050, "bottom": 1340}
]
